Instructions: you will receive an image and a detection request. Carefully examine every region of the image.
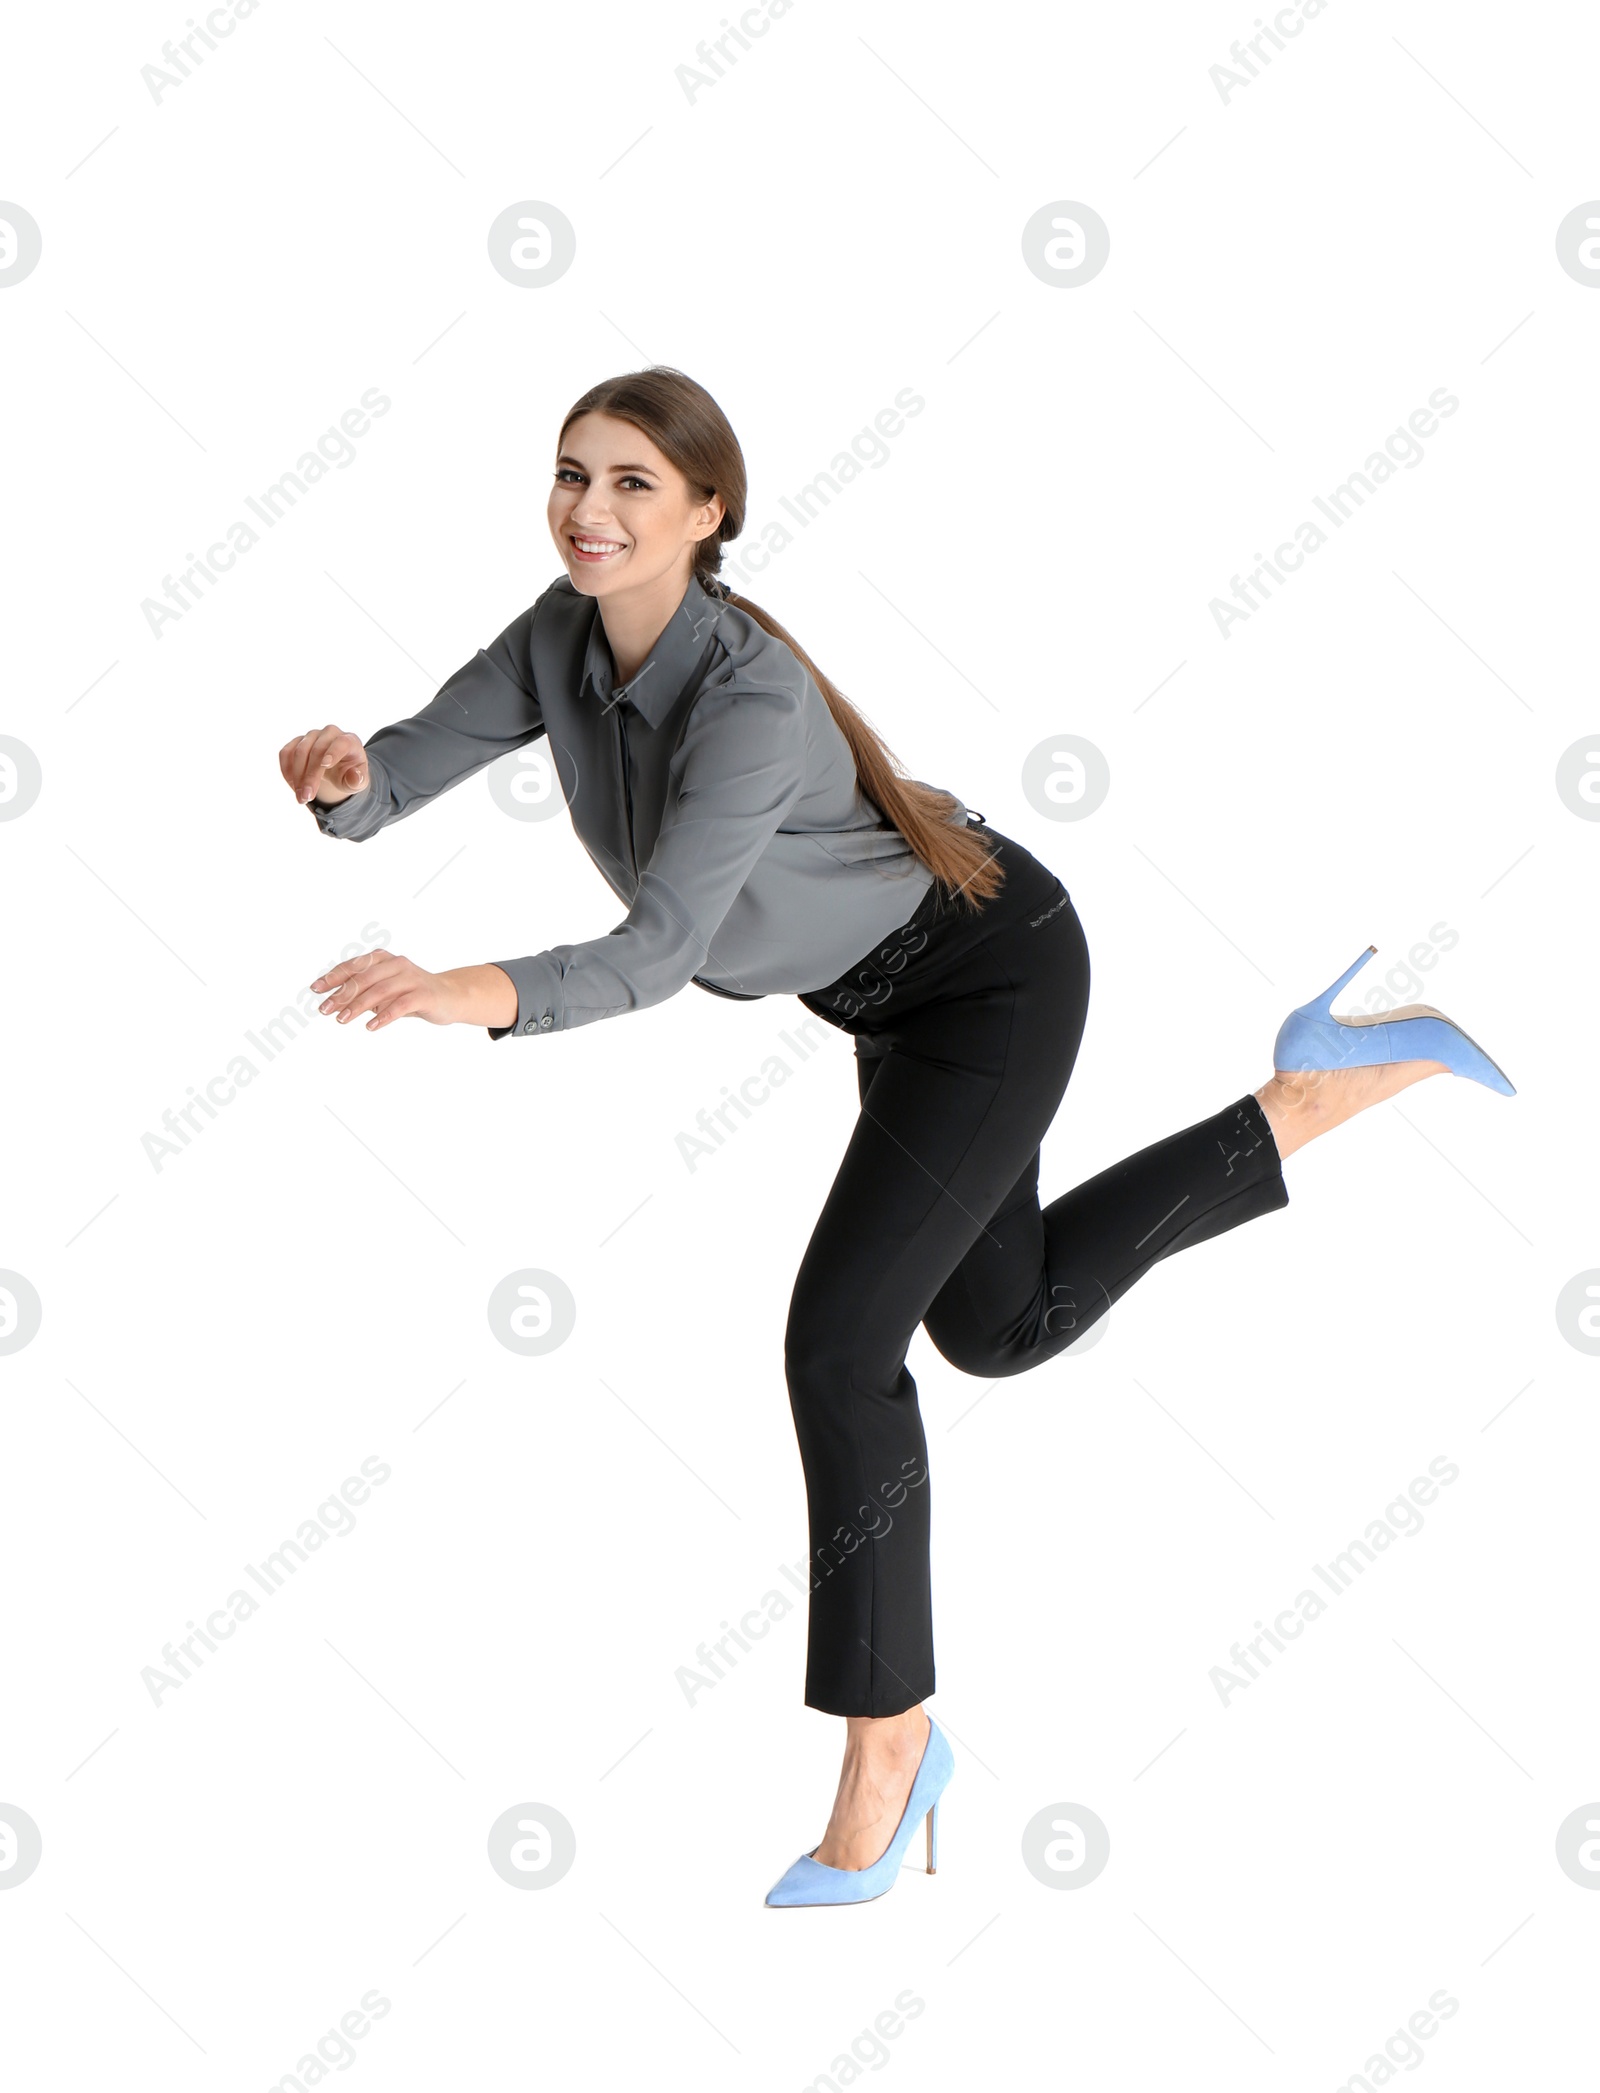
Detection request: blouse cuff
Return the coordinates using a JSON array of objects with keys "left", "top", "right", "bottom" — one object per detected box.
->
[
  {"left": 485, "top": 952, "right": 566, "bottom": 1040},
  {"left": 307, "top": 750, "right": 392, "bottom": 842}
]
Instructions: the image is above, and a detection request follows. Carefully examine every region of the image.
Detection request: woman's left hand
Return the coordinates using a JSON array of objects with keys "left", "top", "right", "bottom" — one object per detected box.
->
[{"left": 311, "top": 951, "right": 516, "bottom": 1032}]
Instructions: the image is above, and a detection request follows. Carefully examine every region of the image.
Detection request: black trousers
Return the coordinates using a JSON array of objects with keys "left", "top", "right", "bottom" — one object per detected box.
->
[{"left": 786, "top": 823, "right": 1289, "bottom": 1716}]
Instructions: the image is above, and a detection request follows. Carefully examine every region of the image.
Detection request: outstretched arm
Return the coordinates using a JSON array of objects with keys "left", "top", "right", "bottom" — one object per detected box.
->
[
  {"left": 291, "top": 595, "right": 550, "bottom": 843},
  {"left": 309, "top": 668, "right": 809, "bottom": 1041}
]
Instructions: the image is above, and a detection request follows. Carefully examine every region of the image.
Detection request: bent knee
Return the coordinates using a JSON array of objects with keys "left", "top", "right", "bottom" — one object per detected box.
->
[
  {"left": 928, "top": 1290, "right": 1108, "bottom": 1377},
  {"left": 930, "top": 1329, "right": 1024, "bottom": 1378}
]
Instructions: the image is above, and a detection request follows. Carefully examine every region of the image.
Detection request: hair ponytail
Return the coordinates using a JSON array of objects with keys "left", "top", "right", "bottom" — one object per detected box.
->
[{"left": 558, "top": 367, "right": 1005, "bottom": 912}]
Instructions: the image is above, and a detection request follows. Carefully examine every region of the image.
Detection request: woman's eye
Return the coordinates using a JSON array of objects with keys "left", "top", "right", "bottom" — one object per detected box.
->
[{"left": 554, "top": 469, "right": 649, "bottom": 489}]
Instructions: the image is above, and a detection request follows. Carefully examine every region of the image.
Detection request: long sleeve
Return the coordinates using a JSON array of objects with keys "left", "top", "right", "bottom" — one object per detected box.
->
[
  {"left": 487, "top": 672, "right": 808, "bottom": 1040},
  {"left": 308, "top": 599, "right": 547, "bottom": 842}
]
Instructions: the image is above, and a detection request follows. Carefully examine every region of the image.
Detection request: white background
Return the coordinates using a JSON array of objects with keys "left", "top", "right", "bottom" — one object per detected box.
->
[{"left": 3, "top": 0, "right": 1597, "bottom": 2085}]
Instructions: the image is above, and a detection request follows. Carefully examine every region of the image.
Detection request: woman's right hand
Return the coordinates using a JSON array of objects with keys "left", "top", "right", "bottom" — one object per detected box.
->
[{"left": 281, "top": 726, "right": 370, "bottom": 807}]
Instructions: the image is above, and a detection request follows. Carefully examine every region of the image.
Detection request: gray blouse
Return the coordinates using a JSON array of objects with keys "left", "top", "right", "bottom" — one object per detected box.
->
[{"left": 308, "top": 571, "right": 968, "bottom": 1038}]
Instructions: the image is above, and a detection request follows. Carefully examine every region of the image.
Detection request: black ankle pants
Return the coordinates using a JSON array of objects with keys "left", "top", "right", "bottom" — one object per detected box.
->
[{"left": 786, "top": 823, "right": 1289, "bottom": 1717}]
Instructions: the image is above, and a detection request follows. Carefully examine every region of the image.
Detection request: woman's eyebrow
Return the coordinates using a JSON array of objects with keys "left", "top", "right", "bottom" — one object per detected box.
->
[{"left": 555, "top": 453, "right": 658, "bottom": 475}]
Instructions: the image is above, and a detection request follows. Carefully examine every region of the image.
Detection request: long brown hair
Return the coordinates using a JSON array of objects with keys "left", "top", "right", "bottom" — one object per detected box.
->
[{"left": 557, "top": 367, "right": 1004, "bottom": 911}]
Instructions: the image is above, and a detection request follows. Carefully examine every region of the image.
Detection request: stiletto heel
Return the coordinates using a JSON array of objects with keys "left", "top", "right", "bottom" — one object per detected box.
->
[
  {"left": 1273, "top": 946, "right": 1516, "bottom": 1096},
  {"left": 764, "top": 1719, "right": 955, "bottom": 1908},
  {"left": 1304, "top": 943, "right": 1378, "bottom": 1019}
]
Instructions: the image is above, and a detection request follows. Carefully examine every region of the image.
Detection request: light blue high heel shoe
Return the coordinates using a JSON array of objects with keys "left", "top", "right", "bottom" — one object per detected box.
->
[
  {"left": 764, "top": 1718, "right": 954, "bottom": 1908},
  {"left": 1273, "top": 945, "right": 1515, "bottom": 1095}
]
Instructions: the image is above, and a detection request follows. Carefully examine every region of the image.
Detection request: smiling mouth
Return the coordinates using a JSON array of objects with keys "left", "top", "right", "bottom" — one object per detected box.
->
[{"left": 570, "top": 534, "right": 626, "bottom": 560}]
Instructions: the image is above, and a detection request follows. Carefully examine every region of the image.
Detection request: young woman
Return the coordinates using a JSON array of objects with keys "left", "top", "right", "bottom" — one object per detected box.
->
[{"left": 280, "top": 367, "right": 1514, "bottom": 1909}]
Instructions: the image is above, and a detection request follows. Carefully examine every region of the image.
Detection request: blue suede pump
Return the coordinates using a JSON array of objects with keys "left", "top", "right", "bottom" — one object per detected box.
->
[
  {"left": 764, "top": 1719, "right": 955, "bottom": 1908},
  {"left": 1273, "top": 946, "right": 1515, "bottom": 1095}
]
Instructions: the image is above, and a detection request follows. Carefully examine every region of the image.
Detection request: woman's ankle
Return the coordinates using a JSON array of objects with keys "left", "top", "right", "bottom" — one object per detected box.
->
[
  {"left": 845, "top": 1705, "right": 929, "bottom": 1761},
  {"left": 1254, "top": 1074, "right": 1318, "bottom": 1161},
  {"left": 1255, "top": 1060, "right": 1448, "bottom": 1162}
]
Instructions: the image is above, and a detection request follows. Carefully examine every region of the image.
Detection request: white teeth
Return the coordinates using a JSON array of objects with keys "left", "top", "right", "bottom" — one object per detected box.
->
[{"left": 574, "top": 538, "right": 623, "bottom": 554}]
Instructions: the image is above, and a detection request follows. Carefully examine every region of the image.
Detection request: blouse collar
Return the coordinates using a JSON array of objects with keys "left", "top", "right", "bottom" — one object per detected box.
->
[{"left": 579, "top": 571, "right": 728, "bottom": 728}]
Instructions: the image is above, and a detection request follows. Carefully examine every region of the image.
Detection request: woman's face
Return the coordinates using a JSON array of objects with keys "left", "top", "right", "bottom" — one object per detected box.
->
[{"left": 548, "top": 411, "right": 723, "bottom": 599}]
